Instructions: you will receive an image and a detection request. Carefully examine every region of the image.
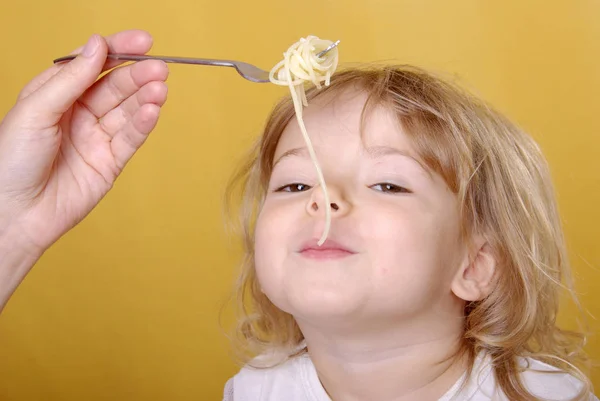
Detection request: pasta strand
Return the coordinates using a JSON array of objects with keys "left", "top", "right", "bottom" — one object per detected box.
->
[{"left": 269, "top": 36, "right": 340, "bottom": 246}]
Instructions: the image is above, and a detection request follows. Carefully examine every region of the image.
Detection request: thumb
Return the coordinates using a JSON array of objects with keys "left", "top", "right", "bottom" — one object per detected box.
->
[{"left": 26, "top": 34, "right": 107, "bottom": 122}]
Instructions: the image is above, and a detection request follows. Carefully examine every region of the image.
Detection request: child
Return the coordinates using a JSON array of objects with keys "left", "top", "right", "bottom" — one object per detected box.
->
[{"left": 221, "top": 65, "right": 597, "bottom": 401}]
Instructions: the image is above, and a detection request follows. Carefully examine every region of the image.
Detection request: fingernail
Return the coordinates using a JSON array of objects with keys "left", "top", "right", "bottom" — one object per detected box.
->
[{"left": 82, "top": 35, "right": 99, "bottom": 58}]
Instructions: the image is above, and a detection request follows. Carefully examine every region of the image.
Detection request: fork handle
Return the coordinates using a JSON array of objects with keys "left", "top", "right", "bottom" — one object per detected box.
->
[{"left": 53, "top": 53, "right": 236, "bottom": 67}]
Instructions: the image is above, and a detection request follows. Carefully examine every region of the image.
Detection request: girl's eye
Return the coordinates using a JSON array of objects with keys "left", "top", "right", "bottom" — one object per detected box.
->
[
  {"left": 371, "top": 183, "right": 412, "bottom": 194},
  {"left": 275, "top": 183, "right": 312, "bottom": 192}
]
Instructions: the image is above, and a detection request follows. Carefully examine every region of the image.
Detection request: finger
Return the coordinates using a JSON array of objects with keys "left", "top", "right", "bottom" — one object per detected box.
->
[
  {"left": 80, "top": 59, "right": 169, "bottom": 119},
  {"left": 110, "top": 103, "right": 161, "bottom": 170},
  {"left": 70, "top": 29, "right": 154, "bottom": 71},
  {"left": 99, "top": 81, "right": 168, "bottom": 136},
  {"left": 19, "top": 34, "right": 108, "bottom": 126},
  {"left": 17, "top": 29, "right": 154, "bottom": 102},
  {"left": 17, "top": 66, "right": 62, "bottom": 102}
]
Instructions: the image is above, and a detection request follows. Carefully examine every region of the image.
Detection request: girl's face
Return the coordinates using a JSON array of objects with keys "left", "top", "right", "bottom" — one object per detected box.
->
[{"left": 254, "top": 90, "right": 470, "bottom": 329}]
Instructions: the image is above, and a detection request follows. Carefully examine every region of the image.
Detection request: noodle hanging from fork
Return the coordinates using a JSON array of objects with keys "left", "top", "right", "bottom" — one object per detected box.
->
[{"left": 269, "top": 36, "right": 340, "bottom": 246}]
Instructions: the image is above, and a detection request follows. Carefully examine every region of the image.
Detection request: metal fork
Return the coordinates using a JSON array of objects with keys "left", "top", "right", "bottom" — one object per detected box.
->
[{"left": 52, "top": 40, "right": 340, "bottom": 84}]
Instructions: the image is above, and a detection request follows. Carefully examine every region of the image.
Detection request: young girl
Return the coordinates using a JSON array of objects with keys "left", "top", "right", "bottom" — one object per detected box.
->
[{"left": 220, "top": 64, "right": 598, "bottom": 400}]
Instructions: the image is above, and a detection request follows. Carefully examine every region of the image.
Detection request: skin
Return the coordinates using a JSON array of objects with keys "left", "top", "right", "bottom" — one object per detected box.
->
[
  {"left": 0, "top": 30, "right": 169, "bottom": 311},
  {"left": 0, "top": 31, "right": 497, "bottom": 399},
  {"left": 254, "top": 89, "right": 496, "bottom": 400}
]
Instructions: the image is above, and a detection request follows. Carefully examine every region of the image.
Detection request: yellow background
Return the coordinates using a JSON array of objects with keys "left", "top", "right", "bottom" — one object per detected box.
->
[{"left": 0, "top": 0, "right": 599, "bottom": 399}]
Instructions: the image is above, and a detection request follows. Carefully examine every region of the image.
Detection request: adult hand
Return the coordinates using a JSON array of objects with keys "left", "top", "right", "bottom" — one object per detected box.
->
[{"left": 0, "top": 30, "right": 169, "bottom": 308}]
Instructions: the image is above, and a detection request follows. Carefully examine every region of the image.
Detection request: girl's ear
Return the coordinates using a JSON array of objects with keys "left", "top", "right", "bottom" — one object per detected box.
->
[{"left": 451, "top": 236, "right": 496, "bottom": 301}]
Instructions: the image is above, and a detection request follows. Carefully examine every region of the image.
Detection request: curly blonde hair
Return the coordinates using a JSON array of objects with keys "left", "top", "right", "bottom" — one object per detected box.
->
[{"left": 223, "top": 65, "right": 593, "bottom": 400}]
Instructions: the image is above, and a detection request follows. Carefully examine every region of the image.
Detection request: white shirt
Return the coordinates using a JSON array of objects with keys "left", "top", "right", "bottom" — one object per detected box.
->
[{"left": 222, "top": 351, "right": 598, "bottom": 401}]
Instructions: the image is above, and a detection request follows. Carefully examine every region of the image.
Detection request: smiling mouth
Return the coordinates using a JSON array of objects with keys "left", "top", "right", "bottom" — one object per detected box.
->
[
  {"left": 299, "top": 239, "right": 356, "bottom": 260},
  {"left": 300, "top": 248, "right": 355, "bottom": 259}
]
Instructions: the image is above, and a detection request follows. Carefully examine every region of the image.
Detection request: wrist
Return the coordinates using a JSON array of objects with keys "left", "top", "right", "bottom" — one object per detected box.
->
[{"left": 0, "top": 222, "right": 44, "bottom": 311}]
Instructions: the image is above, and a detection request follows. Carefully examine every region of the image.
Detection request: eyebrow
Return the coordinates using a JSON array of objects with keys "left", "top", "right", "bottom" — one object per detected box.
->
[
  {"left": 272, "top": 147, "right": 308, "bottom": 168},
  {"left": 364, "top": 146, "right": 432, "bottom": 178},
  {"left": 272, "top": 145, "right": 432, "bottom": 179}
]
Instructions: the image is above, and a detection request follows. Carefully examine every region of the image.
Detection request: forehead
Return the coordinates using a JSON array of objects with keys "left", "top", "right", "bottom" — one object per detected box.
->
[{"left": 275, "top": 89, "right": 414, "bottom": 158}]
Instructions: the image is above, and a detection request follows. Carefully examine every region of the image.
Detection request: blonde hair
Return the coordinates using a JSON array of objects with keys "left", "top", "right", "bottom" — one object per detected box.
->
[{"left": 223, "top": 65, "right": 592, "bottom": 400}]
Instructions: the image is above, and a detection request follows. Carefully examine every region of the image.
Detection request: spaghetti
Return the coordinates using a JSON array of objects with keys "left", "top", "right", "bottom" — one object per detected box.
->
[{"left": 269, "top": 36, "right": 340, "bottom": 246}]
